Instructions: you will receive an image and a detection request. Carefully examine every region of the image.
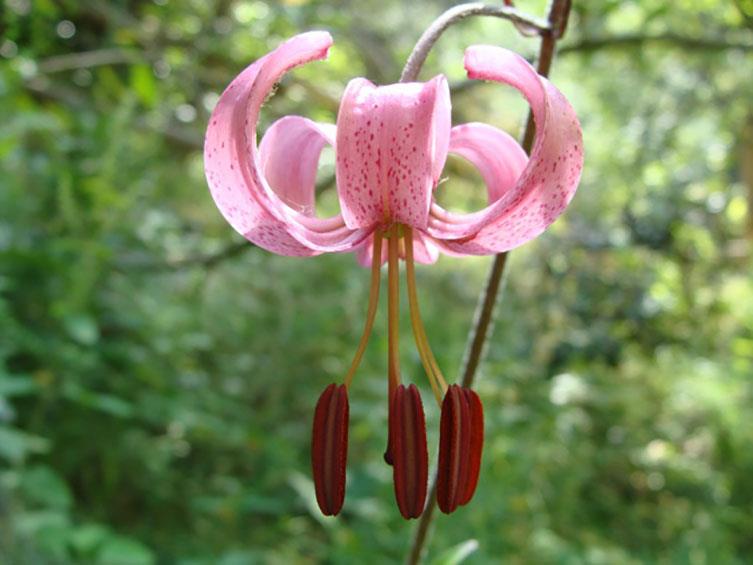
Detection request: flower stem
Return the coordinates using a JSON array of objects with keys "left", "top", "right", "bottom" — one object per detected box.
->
[
  {"left": 400, "top": 2, "right": 550, "bottom": 82},
  {"left": 344, "top": 233, "right": 383, "bottom": 389},
  {"left": 404, "top": 1, "right": 573, "bottom": 563}
]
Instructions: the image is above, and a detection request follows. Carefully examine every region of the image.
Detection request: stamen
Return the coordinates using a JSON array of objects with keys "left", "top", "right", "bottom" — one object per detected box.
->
[
  {"left": 403, "top": 226, "right": 448, "bottom": 404},
  {"left": 436, "top": 384, "right": 469, "bottom": 514},
  {"left": 344, "top": 233, "right": 384, "bottom": 388},
  {"left": 457, "top": 387, "right": 484, "bottom": 506},
  {"left": 387, "top": 226, "right": 402, "bottom": 395},
  {"left": 436, "top": 385, "right": 484, "bottom": 514},
  {"left": 390, "top": 383, "right": 428, "bottom": 519},
  {"left": 311, "top": 383, "right": 349, "bottom": 516},
  {"left": 383, "top": 226, "right": 403, "bottom": 467}
]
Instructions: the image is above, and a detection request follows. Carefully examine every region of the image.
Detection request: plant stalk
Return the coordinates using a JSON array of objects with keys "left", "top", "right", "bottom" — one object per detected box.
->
[{"left": 403, "top": 1, "right": 573, "bottom": 563}]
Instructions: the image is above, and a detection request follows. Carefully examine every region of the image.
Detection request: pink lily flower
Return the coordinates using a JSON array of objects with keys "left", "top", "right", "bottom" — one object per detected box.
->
[{"left": 204, "top": 32, "right": 583, "bottom": 519}]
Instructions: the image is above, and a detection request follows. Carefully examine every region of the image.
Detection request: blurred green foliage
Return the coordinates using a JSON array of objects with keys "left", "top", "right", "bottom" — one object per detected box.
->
[{"left": 1, "top": 0, "right": 753, "bottom": 563}]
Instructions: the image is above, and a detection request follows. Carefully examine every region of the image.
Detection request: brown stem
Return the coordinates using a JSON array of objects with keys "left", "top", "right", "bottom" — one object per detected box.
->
[
  {"left": 558, "top": 32, "right": 753, "bottom": 55},
  {"left": 405, "top": 1, "right": 572, "bottom": 563},
  {"left": 460, "top": 252, "right": 509, "bottom": 386}
]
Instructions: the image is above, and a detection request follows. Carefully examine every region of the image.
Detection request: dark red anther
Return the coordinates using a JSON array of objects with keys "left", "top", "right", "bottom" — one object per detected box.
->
[
  {"left": 389, "top": 384, "right": 428, "bottom": 519},
  {"left": 311, "top": 383, "right": 349, "bottom": 516},
  {"left": 436, "top": 385, "right": 484, "bottom": 514},
  {"left": 458, "top": 387, "right": 484, "bottom": 506}
]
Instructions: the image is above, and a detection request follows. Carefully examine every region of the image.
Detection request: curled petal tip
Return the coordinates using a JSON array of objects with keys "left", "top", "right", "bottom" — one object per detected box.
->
[
  {"left": 462, "top": 45, "right": 532, "bottom": 89},
  {"left": 461, "top": 45, "right": 481, "bottom": 77},
  {"left": 292, "top": 30, "right": 334, "bottom": 58},
  {"left": 462, "top": 45, "right": 490, "bottom": 80}
]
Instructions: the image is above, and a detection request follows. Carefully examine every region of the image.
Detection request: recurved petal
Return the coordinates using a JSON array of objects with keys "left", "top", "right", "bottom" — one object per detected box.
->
[
  {"left": 259, "top": 116, "right": 336, "bottom": 217},
  {"left": 449, "top": 122, "right": 528, "bottom": 204},
  {"left": 336, "top": 75, "right": 451, "bottom": 230},
  {"left": 428, "top": 123, "right": 527, "bottom": 257},
  {"left": 204, "top": 32, "right": 370, "bottom": 255},
  {"left": 354, "top": 234, "right": 387, "bottom": 268},
  {"left": 427, "top": 46, "right": 583, "bottom": 255},
  {"left": 412, "top": 231, "right": 440, "bottom": 265}
]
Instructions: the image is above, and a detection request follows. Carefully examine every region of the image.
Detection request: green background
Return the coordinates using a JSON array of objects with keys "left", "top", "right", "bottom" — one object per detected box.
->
[{"left": 1, "top": 0, "right": 753, "bottom": 563}]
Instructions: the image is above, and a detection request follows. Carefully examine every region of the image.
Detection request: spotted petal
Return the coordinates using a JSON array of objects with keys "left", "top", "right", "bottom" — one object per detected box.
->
[
  {"left": 204, "top": 32, "right": 370, "bottom": 255},
  {"left": 428, "top": 46, "right": 583, "bottom": 254},
  {"left": 259, "top": 115, "right": 336, "bottom": 217},
  {"left": 336, "top": 75, "right": 451, "bottom": 230},
  {"left": 447, "top": 122, "right": 528, "bottom": 204}
]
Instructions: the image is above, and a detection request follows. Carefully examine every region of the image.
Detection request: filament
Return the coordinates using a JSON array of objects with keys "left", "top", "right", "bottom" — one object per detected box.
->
[
  {"left": 344, "top": 233, "right": 383, "bottom": 388},
  {"left": 387, "top": 226, "right": 402, "bottom": 396},
  {"left": 404, "top": 226, "right": 448, "bottom": 403}
]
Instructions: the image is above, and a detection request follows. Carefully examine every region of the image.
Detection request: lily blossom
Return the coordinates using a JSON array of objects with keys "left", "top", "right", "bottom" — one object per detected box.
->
[{"left": 204, "top": 31, "right": 583, "bottom": 519}]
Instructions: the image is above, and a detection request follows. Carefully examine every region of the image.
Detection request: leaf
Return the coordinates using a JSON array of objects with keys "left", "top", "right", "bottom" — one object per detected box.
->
[
  {"left": 70, "top": 522, "right": 111, "bottom": 555},
  {"left": 62, "top": 382, "right": 134, "bottom": 418},
  {"left": 217, "top": 550, "right": 267, "bottom": 565},
  {"left": 287, "top": 471, "right": 333, "bottom": 527},
  {"left": 0, "top": 425, "right": 50, "bottom": 463},
  {"left": 430, "top": 540, "right": 479, "bottom": 565},
  {"left": 96, "top": 536, "right": 155, "bottom": 565},
  {"left": 130, "top": 64, "right": 157, "bottom": 108},
  {"left": 15, "top": 509, "right": 73, "bottom": 561},
  {"left": 63, "top": 313, "right": 99, "bottom": 345},
  {"left": 0, "top": 373, "right": 38, "bottom": 397},
  {"left": 20, "top": 465, "right": 73, "bottom": 510}
]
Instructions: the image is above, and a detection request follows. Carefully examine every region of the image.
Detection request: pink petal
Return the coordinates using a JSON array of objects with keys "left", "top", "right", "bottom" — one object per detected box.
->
[
  {"left": 354, "top": 234, "right": 387, "bottom": 267},
  {"left": 449, "top": 122, "right": 528, "bottom": 204},
  {"left": 259, "top": 116, "right": 336, "bottom": 217},
  {"left": 412, "top": 231, "right": 440, "bottom": 265},
  {"left": 336, "top": 75, "right": 451, "bottom": 230},
  {"left": 204, "top": 32, "right": 370, "bottom": 255},
  {"left": 428, "top": 46, "right": 583, "bottom": 255},
  {"left": 427, "top": 123, "right": 528, "bottom": 246}
]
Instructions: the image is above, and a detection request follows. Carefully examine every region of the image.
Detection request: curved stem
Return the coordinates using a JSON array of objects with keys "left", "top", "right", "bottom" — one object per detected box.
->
[
  {"left": 400, "top": 2, "right": 550, "bottom": 82},
  {"left": 344, "top": 233, "right": 383, "bottom": 388},
  {"left": 405, "top": 2, "right": 573, "bottom": 563}
]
